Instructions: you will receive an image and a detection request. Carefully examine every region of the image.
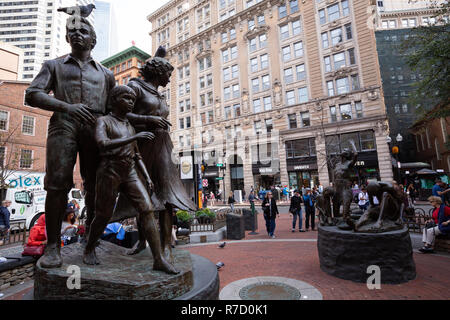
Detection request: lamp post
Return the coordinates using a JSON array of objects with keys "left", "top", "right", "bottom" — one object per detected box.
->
[{"left": 387, "top": 134, "right": 403, "bottom": 183}]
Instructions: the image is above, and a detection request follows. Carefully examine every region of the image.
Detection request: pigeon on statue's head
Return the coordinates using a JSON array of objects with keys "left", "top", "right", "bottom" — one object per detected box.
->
[
  {"left": 155, "top": 46, "right": 167, "bottom": 59},
  {"left": 57, "top": 4, "right": 96, "bottom": 18}
]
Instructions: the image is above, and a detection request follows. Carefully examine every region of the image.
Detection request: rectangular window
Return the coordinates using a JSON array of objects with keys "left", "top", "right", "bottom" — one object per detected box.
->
[
  {"left": 296, "top": 64, "right": 306, "bottom": 81},
  {"left": 290, "top": 0, "right": 299, "bottom": 13},
  {"left": 208, "top": 110, "right": 214, "bottom": 123},
  {"left": 222, "top": 49, "right": 230, "bottom": 63},
  {"left": 292, "top": 19, "right": 301, "bottom": 35},
  {"left": 331, "top": 27, "right": 343, "bottom": 45},
  {"left": 232, "top": 84, "right": 240, "bottom": 98},
  {"left": 250, "top": 57, "right": 258, "bottom": 72},
  {"left": 230, "top": 45, "right": 237, "bottom": 59},
  {"left": 324, "top": 56, "right": 331, "bottom": 72},
  {"left": 279, "top": 4, "right": 287, "bottom": 18},
  {"left": 223, "top": 67, "right": 231, "bottom": 81},
  {"left": 321, "top": 32, "right": 329, "bottom": 49},
  {"left": 282, "top": 46, "right": 291, "bottom": 61},
  {"left": 263, "top": 96, "right": 272, "bottom": 111},
  {"left": 248, "top": 19, "right": 255, "bottom": 31},
  {"left": 319, "top": 9, "right": 326, "bottom": 24},
  {"left": 265, "top": 118, "right": 273, "bottom": 133},
  {"left": 286, "top": 90, "right": 295, "bottom": 105},
  {"left": 207, "top": 73, "right": 213, "bottom": 86},
  {"left": 252, "top": 78, "right": 260, "bottom": 93},
  {"left": 249, "top": 38, "right": 257, "bottom": 52},
  {"left": 339, "top": 103, "right": 352, "bottom": 120},
  {"left": 230, "top": 28, "right": 236, "bottom": 39},
  {"left": 355, "top": 101, "right": 363, "bottom": 118},
  {"left": 351, "top": 74, "right": 360, "bottom": 91},
  {"left": 330, "top": 106, "right": 337, "bottom": 122},
  {"left": 179, "top": 101, "right": 185, "bottom": 113},
  {"left": 259, "top": 33, "right": 267, "bottom": 48},
  {"left": 257, "top": 14, "right": 265, "bottom": 25},
  {"left": 360, "top": 130, "right": 376, "bottom": 151},
  {"left": 255, "top": 121, "right": 263, "bottom": 134},
  {"left": 262, "top": 75, "right": 270, "bottom": 90},
  {"left": 298, "top": 87, "right": 308, "bottom": 103},
  {"left": 300, "top": 111, "right": 310, "bottom": 127},
  {"left": 200, "top": 94, "right": 206, "bottom": 106},
  {"left": 0, "top": 111, "right": 8, "bottom": 130},
  {"left": 22, "top": 115, "right": 35, "bottom": 135},
  {"left": 336, "top": 77, "right": 350, "bottom": 94},
  {"left": 260, "top": 54, "right": 268, "bottom": 69},
  {"left": 20, "top": 149, "right": 33, "bottom": 169},
  {"left": 224, "top": 106, "right": 232, "bottom": 119},
  {"left": 327, "top": 80, "right": 335, "bottom": 96},
  {"left": 224, "top": 86, "right": 231, "bottom": 100},
  {"left": 288, "top": 114, "right": 297, "bottom": 129},
  {"left": 179, "top": 118, "right": 184, "bottom": 129},
  {"left": 333, "top": 52, "right": 346, "bottom": 69},
  {"left": 233, "top": 103, "right": 241, "bottom": 117},
  {"left": 293, "top": 41, "right": 303, "bottom": 57},
  {"left": 348, "top": 48, "right": 356, "bottom": 65},
  {"left": 199, "top": 76, "right": 205, "bottom": 89},
  {"left": 328, "top": 4, "right": 340, "bottom": 22},
  {"left": 284, "top": 67, "right": 293, "bottom": 84},
  {"left": 253, "top": 99, "right": 261, "bottom": 113},
  {"left": 200, "top": 112, "right": 206, "bottom": 125},
  {"left": 231, "top": 65, "right": 239, "bottom": 79},
  {"left": 341, "top": 0, "right": 349, "bottom": 16},
  {"left": 280, "top": 24, "right": 290, "bottom": 40},
  {"left": 345, "top": 23, "right": 352, "bottom": 40}
]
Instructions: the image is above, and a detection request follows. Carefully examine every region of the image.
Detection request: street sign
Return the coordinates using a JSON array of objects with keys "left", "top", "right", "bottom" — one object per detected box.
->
[
  {"left": 202, "top": 179, "right": 208, "bottom": 187},
  {"left": 216, "top": 177, "right": 224, "bottom": 181}
]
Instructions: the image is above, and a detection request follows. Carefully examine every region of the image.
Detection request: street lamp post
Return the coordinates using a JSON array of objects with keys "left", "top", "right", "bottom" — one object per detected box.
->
[{"left": 387, "top": 134, "right": 403, "bottom": 183}]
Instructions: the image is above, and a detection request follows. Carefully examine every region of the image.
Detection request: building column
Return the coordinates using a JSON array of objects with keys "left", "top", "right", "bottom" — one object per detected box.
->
[
  {"left": 279, "top": 138, "right": 289, "bottom": 187},
  {"left": 315, "top": 135, "right": 330, "bottom": 187},
  {"left": 243, "top": 147, "right": 254, "bottom": 199},
  {"left": 375, "top": 131, "right": 394, "bottom": 182}
]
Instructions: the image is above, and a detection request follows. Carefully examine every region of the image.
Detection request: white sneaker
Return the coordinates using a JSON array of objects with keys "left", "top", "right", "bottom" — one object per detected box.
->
[{"left": 271, "top": 235, "right": 276, "bottom": 238}]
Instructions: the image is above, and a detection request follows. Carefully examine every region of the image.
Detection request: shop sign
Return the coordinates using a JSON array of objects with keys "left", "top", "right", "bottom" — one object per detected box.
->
[
  {"left": 294, "top": 164, "right": 310, "bottom": 170},
  {"left": 180, "top": 156, "right": 193, "bottom": 180}
]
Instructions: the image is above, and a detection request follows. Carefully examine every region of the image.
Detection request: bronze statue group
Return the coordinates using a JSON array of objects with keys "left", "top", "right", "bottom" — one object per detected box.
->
[{"left": 25, "top": 12, "right": 195, "bottom": 274}]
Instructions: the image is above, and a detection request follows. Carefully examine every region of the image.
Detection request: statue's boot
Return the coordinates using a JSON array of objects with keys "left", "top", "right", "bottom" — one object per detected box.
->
[
  {"left": 83, "top": 248, "right": 100, "bottom": 265},
  {"left": 127, "top": 240, "right": 147, "bottom": 255},
  {"left": 39, "top": 244, "right": 62, "bottom": 268},
  {"left": 153, "top": 256, "right": 179, "bottom": 275}
]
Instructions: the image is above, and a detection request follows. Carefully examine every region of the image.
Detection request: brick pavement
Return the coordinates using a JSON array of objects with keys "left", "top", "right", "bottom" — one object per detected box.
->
[
  {"left": 183, "top": 212, "right": 450, "bottom": 300},
  {"left": 2, "top": 210, "right": 449, "bottom": 300}
]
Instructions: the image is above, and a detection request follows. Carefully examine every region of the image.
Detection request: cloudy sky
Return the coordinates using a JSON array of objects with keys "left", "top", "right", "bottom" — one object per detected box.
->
[{"left": 107, "top": 0, "right": 171, "bottom": 55}]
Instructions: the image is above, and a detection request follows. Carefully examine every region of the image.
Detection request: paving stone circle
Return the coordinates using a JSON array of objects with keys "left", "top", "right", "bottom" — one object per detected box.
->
[{"left": 219, "top": 276, "right": 323, "bottom": 300}]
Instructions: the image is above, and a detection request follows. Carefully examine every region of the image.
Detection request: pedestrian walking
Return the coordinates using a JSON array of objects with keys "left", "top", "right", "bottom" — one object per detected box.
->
[
  {"left": 289, "top": 190, "right": 304, "bottom": 232},
  {"left": 262, "top": 191, "right": 279, "bottom": 238},
  {"left": 228, "top": 191, "right": 236, "bottom": 212},
  {"left": 210, "top": 192, "right": 215, "bottom": 206},
  {"left": 407, "top": 183, "right": 416, "bottom": 206},
  {"left": 358, "top": 187, "right": 369, "bottom": 212},
  {"left": 303, "top": 189, "right": 315, "bottom": 231},
  {"left": 0, "top": 200, "right": 11, "bottom": 244}
]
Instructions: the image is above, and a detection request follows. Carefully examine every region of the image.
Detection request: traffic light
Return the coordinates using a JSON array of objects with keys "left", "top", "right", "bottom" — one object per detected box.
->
[{"left": 392, "top": 146, "right": 399, "bottom": 154}]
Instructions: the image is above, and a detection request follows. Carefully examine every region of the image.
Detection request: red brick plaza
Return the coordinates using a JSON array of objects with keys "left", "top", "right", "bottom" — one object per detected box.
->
[{"left": 183, "top": 211, "right": 450, "bottom": 300}]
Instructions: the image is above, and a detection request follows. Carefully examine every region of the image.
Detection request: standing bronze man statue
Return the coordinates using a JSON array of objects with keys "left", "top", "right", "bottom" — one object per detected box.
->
[{"left": 25, "top": 14, "right": 115, "bottom": 268}]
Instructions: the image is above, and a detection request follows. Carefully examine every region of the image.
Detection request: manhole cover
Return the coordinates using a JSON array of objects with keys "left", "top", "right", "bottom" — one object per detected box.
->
[{"left": 239, "top": 281, "right": 301, "bottom": 300}]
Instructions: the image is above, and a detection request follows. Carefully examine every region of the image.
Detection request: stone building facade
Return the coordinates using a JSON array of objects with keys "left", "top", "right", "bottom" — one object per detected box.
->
[{"left": 147, "top": 0, "right": 394, "bottom": 199}]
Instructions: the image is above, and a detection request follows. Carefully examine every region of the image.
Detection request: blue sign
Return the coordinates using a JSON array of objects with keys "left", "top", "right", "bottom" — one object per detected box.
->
[{"left": 8, "top": 175, "right": 42, "bottom": 188}]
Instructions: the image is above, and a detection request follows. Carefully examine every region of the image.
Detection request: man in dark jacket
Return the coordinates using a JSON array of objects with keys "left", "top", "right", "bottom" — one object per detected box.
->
[
  {"left": 262, "top": 191, "right": 279, "bottom": 238},
  {"left": 0, "top": 200, "right": 11, "bottom": 243},
  {"left": 289, "top": 190, "right": 304, "bottom": 232},
  {"left": 303, "top": 189, "right": 316, "bottom": 231}
]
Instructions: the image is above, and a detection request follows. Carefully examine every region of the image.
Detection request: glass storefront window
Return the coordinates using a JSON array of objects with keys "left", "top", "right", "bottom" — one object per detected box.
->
[
  {"left": 326, "top": 135, "right": 340, "bottom": 154},
  {"left": 360, "top": 130, "right": 376, "bottom": 151},
  {"left": 340, "top": 132, "right": 360, "bottom": 151}
]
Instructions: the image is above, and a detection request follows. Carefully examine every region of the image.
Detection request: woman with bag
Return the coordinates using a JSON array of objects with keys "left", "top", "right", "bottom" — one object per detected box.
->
[
  {"left": 289, "top": 190, "right": 304, "bottom": 232},
  {"left": 22, "top": 214, "right": 47, "bottom": 258},
  {"left": 420, "top": 196, "right": 450, "bottom": 253},
  {"left": 262, "top": 191, "right": 279, "bottom": 238}
]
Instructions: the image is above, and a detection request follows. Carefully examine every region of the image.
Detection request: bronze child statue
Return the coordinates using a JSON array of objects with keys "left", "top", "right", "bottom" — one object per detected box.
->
[{"left": 83, "top": 85, "right": 178, "bottom": 275}]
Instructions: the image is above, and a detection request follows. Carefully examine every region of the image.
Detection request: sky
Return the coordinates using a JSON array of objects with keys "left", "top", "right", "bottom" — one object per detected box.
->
[{"left": 106, "top": 0, "right": 171, "bottom": 56}]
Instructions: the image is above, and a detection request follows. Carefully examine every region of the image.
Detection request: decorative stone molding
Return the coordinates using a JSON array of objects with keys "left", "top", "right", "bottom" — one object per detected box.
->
[
  {"left": 195, "top": 49, "right": 213, "bottom": 60},
  {"left": 273, "top": 79, "right": 282, "bottom": 106},
  {"left": 326, "top": 0, "right": 338, "bottom": 4},
  {"left": 244, "top": 25, "right": 270, "bottom": 40},
  {"left": 326, "top": 66, "right": 357, "bottom": 79},
  {"left": 331, "top": 43, "right": 344, "bottom": 52},
  {"left": 367, "top": 89, "right": 380, "bottom": 101}
]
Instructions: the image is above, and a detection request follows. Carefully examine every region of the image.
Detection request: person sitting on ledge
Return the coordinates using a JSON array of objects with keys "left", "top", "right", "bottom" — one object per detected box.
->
[{"left": 420, "top": 196, "right": 450, "bottom": 253}]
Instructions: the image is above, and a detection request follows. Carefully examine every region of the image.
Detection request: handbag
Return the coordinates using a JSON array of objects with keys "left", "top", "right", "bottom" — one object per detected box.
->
[
  {"left": 425, "top": 221, "right": 436, "bottom": 229},
  {"left": 22, "top": 244, "right": 45, "bottom": 258}
]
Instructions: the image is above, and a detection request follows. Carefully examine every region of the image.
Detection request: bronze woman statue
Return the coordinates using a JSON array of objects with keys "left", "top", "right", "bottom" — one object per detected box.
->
[{"left": 113, "top": 47, "right": 196, "bottom": 258}]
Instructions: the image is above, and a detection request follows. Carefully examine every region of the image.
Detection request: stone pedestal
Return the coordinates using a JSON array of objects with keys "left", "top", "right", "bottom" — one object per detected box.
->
[
  {"left": 226, "top": 212, "right": 245, "bottom": 240},
  {"left": 317, "top": 225, "right": 416, "bottom": 284},
  {"left": 242, "top": 208, "right": 257, "bottom": 231},
  {"left": 34, "top": 241, "right": 219, "bottom": 300}
]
